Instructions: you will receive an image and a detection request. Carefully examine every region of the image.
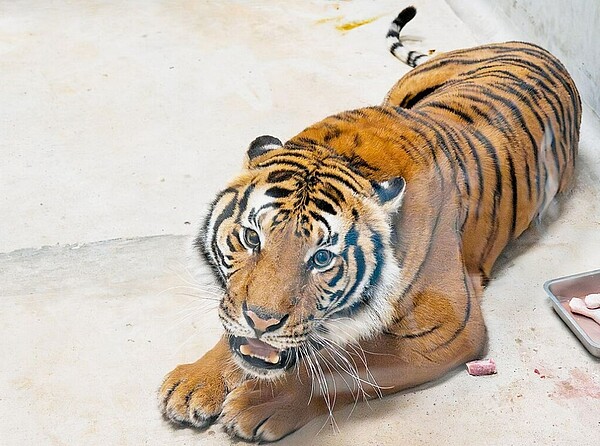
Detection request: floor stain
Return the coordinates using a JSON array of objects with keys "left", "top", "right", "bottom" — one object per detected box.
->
[
  {"left": 315, "top": 15, "right": 381, "bottom": 31},
  {"left": 315, "top": 16, "right": 342, "bottom": 25},
  {"left": 550, "top": 368, "right": 600, "bottom": 399},
  {"left": 336, "top": 16, "right": 380, "bottom": 32}
]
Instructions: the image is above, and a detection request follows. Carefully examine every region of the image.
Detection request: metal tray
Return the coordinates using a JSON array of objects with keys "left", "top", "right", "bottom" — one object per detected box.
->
[{"left": 544, "top": 268, "right": 600, "bottom": 357}]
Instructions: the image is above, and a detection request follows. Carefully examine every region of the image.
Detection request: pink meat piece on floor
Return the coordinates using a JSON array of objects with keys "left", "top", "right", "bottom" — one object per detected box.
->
[{"left": 466, "top": 358, "right": 497, "bottom": 376}]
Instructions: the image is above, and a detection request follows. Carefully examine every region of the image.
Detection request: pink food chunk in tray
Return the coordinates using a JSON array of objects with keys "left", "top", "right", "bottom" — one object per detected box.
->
[
  {"left": 584, "top": 293, "right": 600, "bottom": 309},
  {"left": 569, "top": 297, "right": 600, "bottom": 325}
]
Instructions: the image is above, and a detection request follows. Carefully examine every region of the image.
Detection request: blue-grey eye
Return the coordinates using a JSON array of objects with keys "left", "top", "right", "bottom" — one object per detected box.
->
[
  {"left": 242, "top": 228, "right": 260, "bottom": 249},
  {"left": 312, "top": 249, "right": 334, "bottom": 268}
]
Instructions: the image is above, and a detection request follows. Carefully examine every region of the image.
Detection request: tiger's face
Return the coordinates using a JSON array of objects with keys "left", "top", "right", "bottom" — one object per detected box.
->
[{"left": 197, "top": 136, "right": 405, "bottom": 379}]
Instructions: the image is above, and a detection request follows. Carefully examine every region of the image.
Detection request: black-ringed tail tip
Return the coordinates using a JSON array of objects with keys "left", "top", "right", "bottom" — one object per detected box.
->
[{"left": 387, "top": 6, "right": 429, "bottom": 68}]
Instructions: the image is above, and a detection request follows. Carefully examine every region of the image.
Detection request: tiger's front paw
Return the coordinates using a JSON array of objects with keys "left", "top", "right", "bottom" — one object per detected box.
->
[
  {"left": 219, "top": 378, "right": 320, "bottom": 442},
  {"left": 159, "top": 360, "right": 227, "bottom": 429}
]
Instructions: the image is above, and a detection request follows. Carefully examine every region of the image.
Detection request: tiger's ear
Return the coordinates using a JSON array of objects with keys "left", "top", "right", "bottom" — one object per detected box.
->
[
  {"left": 372, "top": 177, "right": 406, "bottom": 213},
  {"left": 246, "top": 135, "right": 283, "bottom": 162}
]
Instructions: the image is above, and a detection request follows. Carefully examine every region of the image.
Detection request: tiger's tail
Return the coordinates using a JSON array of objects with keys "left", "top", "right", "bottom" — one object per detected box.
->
[{"left": 387, "top": 6, "right": 430, "bottom": 67}]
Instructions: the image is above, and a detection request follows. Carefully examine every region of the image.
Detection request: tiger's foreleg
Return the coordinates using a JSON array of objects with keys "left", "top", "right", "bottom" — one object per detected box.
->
[
  {"left": 217, "top": 298, "right": 485, "bottom": 443},
  {"left": 159, "top": 336, "right": 245, "bottom": 428}
]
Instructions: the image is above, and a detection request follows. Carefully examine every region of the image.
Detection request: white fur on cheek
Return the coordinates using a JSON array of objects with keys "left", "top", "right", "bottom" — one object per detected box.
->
[{"left": 320, "top": 197, "right": 408, "bottom": 346}]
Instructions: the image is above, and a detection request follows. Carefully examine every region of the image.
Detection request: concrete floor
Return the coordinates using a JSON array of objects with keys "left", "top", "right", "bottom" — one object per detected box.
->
[{"left": 1, "top": 1, "right": 599, "bottom": 445}]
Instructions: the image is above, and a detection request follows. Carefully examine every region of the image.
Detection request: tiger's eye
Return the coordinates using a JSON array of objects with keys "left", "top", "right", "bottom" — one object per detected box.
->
[
  {"left": 243, "top": 228, "right": 261, "bottom": 249},
  {"left": 312, "top": 249, "right": 334, "bottom": 268}
]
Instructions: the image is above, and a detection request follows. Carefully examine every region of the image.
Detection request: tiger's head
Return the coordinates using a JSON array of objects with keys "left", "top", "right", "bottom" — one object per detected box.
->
[{"left": 196, "top": 135, "right": 406, "bottom": 379}]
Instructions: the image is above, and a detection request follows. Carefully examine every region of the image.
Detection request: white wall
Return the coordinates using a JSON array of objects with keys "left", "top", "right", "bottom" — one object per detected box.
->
[{"left": 447, "top": 0, "right": 600, "bottom": 118}]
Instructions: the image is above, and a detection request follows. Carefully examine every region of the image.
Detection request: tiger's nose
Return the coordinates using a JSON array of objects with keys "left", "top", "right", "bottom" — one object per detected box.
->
[{"left": 242, "top": 302, "right": 289, "bottom": 337}]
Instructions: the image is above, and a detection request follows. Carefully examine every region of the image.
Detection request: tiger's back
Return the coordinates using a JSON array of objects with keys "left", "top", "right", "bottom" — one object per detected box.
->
[
  {"left": 293, "top": 40, "right": 581, "bottom": 282},
  {"left": 386, "top": 41, "right": 581, "bottom": 278}
]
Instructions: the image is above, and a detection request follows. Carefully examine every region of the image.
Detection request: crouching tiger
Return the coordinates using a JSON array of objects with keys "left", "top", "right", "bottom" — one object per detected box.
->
[{"left": 159, "top": 6, "right": 581, "bottom": 442}]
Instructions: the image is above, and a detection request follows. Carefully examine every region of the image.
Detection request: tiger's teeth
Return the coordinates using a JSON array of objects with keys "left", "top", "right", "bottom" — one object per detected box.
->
[
  {"left": 239, "top": 344, "right": 281, "bottom": 364},
  {"left": 265, "top": 351, "right": 280, "bottom": 364},
  {"left": 239, "top": 344, "right": 252, "bottom": 356}
]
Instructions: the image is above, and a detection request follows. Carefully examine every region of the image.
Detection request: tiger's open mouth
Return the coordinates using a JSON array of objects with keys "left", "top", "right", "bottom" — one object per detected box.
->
[{"left": 229, "top": 335, "right": 297, "bottom": 371}]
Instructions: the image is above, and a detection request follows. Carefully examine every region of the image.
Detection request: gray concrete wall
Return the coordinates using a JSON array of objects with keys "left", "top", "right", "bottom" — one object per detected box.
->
[{"left": 448, "top": 0, "right": 600, "bottom": 118}]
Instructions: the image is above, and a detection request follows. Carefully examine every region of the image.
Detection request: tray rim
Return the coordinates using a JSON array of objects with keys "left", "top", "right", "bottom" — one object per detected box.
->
[{"left": 543, "top": 268, "right": 600, "bottom": 357}]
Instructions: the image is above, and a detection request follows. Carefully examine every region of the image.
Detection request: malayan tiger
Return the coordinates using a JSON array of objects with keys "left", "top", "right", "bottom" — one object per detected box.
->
[{"left": 159, "top": 6, "right": 581, "bottom": 442}]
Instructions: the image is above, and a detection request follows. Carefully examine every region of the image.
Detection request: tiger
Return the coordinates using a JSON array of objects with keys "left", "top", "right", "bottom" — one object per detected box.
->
[{"left": 159, "top": 6, "right": 581, "bottom": 442}]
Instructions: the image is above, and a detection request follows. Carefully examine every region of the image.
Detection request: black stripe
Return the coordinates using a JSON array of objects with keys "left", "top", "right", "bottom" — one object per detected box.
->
[
  {"left": 320, "top": 184, "right": 345, "bottom": 204},
  {"left": 295, "top": 136, "right": 323, "bottom": 148},
  {"left": 313, "top": 197, "right": 337, "bottom": 215},
  {"left": 470, "top": 85, "right": 539, "bottom": 159},
  {"left": 445, "top": 89, "right": 528, "bottom": 228},
  {"left": 309, "top": 210, "right": 332, "bottom": 235},
  {"left": 323, "top": 126, "right": 342, "bottom": 143},
  {"left": 412, "top": 54, "right": 428, "bottom": 65},
  {"left": 425, "top": 101, "right": 475, "bottom": 123},
  {"left": 265, "top": 186, "right": 294, "bottom": 199},
  {"left": 478, "top": 54, "right": 574, "bottom": 145},
  {"left": 527, "top": 75, "right": 571, "bottom": 167},
  {"left": 390, "top": 41, "right": 402, "bottom": 54},
  {"left": 484, "top": 79, "right": 540, "bottom": 202},
  {"left": 318, "top": 172, "right": 361, "bottom": 195},
  {"left": 394, "top": 134, "right": 425, "bottom": 164},
  {"left": 466, "top": 85, "right": 543, "bottom": 206},
  {"left": 327, "top": 263, "right": 345, "bottom": 288},
  {"left": 346, "top": 109, "right": 369, "bottom": 119},
  {"left": 401, "top": 109, "right": 456, "bottom": 188},
  {"left": 399, "top": 84, "right": 444, "bottom": 109},
  {"left": 460, "top": 76, "right": 540, "bottom": 202},
  {"left": 210, "top": 191, "right": 238, "bottom": 237},
  {"left": 489, "top": 75, "right": 562, "bottom": 168},
  {"left": 516, "top": 46, "right": 580, "bottom": 115},
  {"left": 347, "top": 154, "right": 377, "bottom": 173},
  {"left": 335, "top": 242, "right": 366, "bottom": 309},
  {"left": 398, "top": 324, "right": 442, "bottom": 339},
  {"left": 432, "top": 121, "right": 472, "bottom": 230},
  {"left": 436, "top": 263, "right": 473, "bottom": 349},
  {"left": 267, "top": 169, "right": 297, "bottom": 183},
  {"left": 444, "top": 90, "right": 512, "bottom": 139},
  {"left": 332, "top": 112, "right": 358, "bottom": 123},
  {"left": 506, "top": 150, "right": 518, "bottom": 240},
  {"left": 225, "top": 235, "right": 236, "bottom": 252},
  {"left": 393, "top": 107, "right": 446, "bottom": 191},
  {"left": 426, "top": 118, "right": 469, "bottom": 200},
  {"left": 472, "top": 130, "right": 503, "bottom": 265},
  {"left": 235, "top": 183, "right": 255, "bottom": 222},
  {"left": 257, "top": 152, "right": 311, "bottom": 165},
  {"left": 386, "top": 208, "right": 443, "bottom": 328},
  {"left": 407, "top": 50, "right": 418, "bottom": 65},
  {"left": 256, "top": 159, "right": 309, "bottom": 172},
  {"left": 210, "top": 192, "right": 238, "bottom": 275},
  {"left": 458, "top": 130, "right": 485, "bottom": 220},
  {"left": 369, "top": 106, "right": 399, "bottom": 118},
  {"left": 403, "top": 55, "right": 486, "bottom": 77},
  {"left": 255, "top": 201, "right": 280, "bottom": 215}
]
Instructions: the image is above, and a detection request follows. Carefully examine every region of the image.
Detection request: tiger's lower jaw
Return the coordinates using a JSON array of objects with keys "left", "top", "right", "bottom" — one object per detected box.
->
[{"left": 228, "top": 335, "right": 298, "bottom": 379}]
